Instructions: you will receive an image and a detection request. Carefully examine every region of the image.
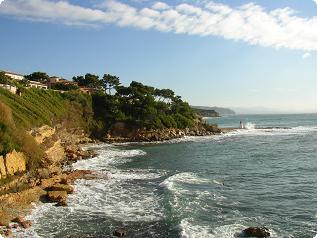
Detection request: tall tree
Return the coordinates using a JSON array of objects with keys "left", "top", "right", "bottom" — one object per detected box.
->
[
  {"left": 102, "top": 74, "right": 120, "bottom": 94},
  {"left": 24, "top": 72, "right": 49, "bottom": 82},
  {"left": 72, "top": 73, "right": 101, "bottom": 88}
]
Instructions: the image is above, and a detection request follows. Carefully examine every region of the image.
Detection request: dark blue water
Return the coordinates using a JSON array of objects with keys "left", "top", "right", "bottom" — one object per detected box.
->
[{"left": 17, "top": 114, "right": 317, "bottom": 238}]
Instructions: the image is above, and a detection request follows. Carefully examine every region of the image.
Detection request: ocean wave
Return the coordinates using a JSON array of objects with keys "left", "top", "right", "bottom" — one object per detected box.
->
[
  {"left": 179, "top": 218, "right": 214, "bottom": 238},
  {"left": 219, "top": 126, "right": 317, "bottom": 138},
  {"left": 111, "top": 125, "right": 317, "bottom": 147},
  {"left": 159, "top": 172, "right": 212, "bottom": 192},
  {"left": 72, "top": 147, "right": 146, "bottom": 170},
  {"left": 68, "top": 178, "right": 165, "bottom": 222},
  {"left": 179, "top": 220, "right": 280, "bottom": 238}
]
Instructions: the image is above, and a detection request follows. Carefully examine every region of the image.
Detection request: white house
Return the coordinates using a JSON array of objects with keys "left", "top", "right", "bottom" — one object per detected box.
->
[
  {"left": 0, "top": 83, "right": 17, "bottom": 94},
  {"left": 3, "top": 70, "right": 24, "bottom": 81},
  {"left": 28, "top": 80, "right": 48, "bottom": 89}
]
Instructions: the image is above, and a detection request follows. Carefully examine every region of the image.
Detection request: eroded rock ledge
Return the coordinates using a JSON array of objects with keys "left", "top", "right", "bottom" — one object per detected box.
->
[
  {"left": 103, "top": 121, "right": 222, "bottom": 143},
  {"left": 0, "top": 125, "right": 97, "bottom": 236}
]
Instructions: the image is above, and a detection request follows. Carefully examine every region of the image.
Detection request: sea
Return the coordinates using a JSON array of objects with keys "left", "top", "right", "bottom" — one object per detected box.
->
[{"left": 14, "top": 114, "right": 317, "bottom": 238}]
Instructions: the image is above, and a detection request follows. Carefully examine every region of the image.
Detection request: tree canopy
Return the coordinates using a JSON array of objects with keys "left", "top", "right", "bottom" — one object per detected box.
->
[
  {"left": 24, "top": 72, "right": 49, "bottom": 82},
  {"left": 51, "top": 82, "right": 79, "bottom": 91},
  {"left": 102, "top": 74, "right": 120, "bottom": 94},
  {"left": 72, "top": 74, "right": 101, "bottom": 89},
  {"left": 91, "top": 77, "right": 196, "bottom": 130},
  {"left": 0, "top": 72, "right": 13, "bottom": 85}
]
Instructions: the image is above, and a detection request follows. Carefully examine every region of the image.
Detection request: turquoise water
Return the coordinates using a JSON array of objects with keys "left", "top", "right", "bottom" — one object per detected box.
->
[{"left": 17, "top": 114, "right": 317, "bottom": 238}]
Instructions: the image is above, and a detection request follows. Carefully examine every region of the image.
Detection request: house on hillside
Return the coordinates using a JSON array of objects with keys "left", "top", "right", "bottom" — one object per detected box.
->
[
  {"left": 3, "top": 70, "right": 24, "bottom": 81},
  {"left": 0, "top": 84, "right": 17, "bottom": 94},
  {"left": 28, "top": 80, "right": 48, "bottom": 89},
  {"left": 47, "top": 76, "right": 77, "bottom": 88}
]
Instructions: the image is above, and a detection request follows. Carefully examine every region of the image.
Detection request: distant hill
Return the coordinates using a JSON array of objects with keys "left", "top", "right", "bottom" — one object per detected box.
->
[
  {"left": 193, "top": 108, "right": 219, "bottom": 117},
  {"left": 192, "top": 106, "right": 235, "bottom": 116}
]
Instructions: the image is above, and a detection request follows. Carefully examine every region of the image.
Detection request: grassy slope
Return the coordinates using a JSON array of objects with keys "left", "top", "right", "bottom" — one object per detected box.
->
[{"left": 0, "top": 88, "right": 93, "bottom": 170}]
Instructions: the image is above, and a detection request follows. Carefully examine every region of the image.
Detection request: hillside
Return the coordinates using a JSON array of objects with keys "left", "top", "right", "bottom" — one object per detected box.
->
[
  {"left": 0, "top": 87, "right": 93, "bottom": 169},
  {"left": 192, "top": 106, "right": 235, "bottom": 115},
  {"left": 193, "top": 108, "right": 219, "bottom": 117},
  {"left": 0, "top": 75, "right": 222, "bottom": 228},
  {"left": 0, "top": 75, "right": 221, "bottom": 171}
]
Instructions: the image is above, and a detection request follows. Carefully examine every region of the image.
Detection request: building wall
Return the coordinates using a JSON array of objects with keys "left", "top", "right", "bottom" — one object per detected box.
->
[
  {"left": 29, "top": 81, "right": 48, "bottom": 89},
  {"left": 5, "top": 73, "right": 24, "bottom": 81},
  {"left": 0, "top": 84, "right": 17, "bottom": 94}
]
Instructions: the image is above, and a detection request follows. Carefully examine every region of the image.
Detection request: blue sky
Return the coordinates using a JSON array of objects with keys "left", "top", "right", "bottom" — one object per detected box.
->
[{"left": 1, "top": 0, "right": 317, "bottom": 113}]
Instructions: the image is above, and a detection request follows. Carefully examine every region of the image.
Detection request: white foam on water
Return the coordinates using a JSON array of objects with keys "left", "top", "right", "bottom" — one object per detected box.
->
[
  {"left": 159, "top": 172, "right": 212, "bottom": 193},
  {"left": 13, "top": 203, "right": 56, "bottom": 238},
  {"left": 108, "top": 168, "right": 168, "bottom": 181},
  {"left": 244, "top": 122, "right": 256, "bottom": 130},
  {"left": 69, "top": 146, "right": 165, "bottom": 222},
  {"left": 219, "top": 125, "right": 317, "bottom": 138},
  {"left": 68, "top": 177, "right": 165, "bottom": 222},
  {"left": 179, "top": 218, "right": 214, "bottom": 238},
  {"left": 72, "top": 147, "right": 146, "bottom": 170},
  {"left": 179, "top": 220, "right": 280, "bottom": 238},
  {"left": 15, "top": 145, "right": 164, "bottom": 237}
]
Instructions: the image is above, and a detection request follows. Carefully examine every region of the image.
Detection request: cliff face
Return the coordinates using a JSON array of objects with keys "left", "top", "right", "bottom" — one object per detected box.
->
[
  {"left": 0, "top": 123, "right": 95, "bottom": 227},
  {"left": 0, "top": 150, "right": 26, "bottom": 180}
]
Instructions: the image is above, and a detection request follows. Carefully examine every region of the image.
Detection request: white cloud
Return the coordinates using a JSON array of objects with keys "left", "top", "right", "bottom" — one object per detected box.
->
[
  {"left": 0, "top": 0, "right": 4, "bottom": 5},
  {"left": 152, "top": 2, "right": 170, "bottom": 10},
  {"left": 313, "top": 0, "right": 317, "bottom": 5},
  {"left": 302, "top": 52, "right": 311, "bottom": 59},
  {"left": 2, "top": 0, "right": 317, "bottom": 51}
]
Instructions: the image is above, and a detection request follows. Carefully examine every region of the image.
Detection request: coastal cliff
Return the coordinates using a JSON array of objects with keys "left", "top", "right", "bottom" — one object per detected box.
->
[{"left": 0, "top": 80, "right": 222, "bottom": 236}]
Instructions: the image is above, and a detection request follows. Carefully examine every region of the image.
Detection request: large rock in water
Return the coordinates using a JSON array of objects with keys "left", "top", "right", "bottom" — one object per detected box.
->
[
  {"left": 47, "top": 184, "right": 74, "bottom": 194},
  {"left": 47, "top": 191, "right": 68, "bottom": 206},
  {"left": 113, "top": 228, "right": 127, "bottom": 237},
  {"left": 242, "top": 227, "right": 270, "bottom": 237}
]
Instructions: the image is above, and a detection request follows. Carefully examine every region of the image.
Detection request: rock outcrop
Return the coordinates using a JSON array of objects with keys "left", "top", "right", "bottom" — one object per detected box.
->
[
  {"left": 0, "top": 124, "right": 96, "bottom": 229},
  {"left": 242, "top": 227, "right": 270, "bottom": 238},
  {"left": 104, "top": 121, "right": 222, "bottom": 143},
  {"left": 113, "top": 228, "right": 128, "bottom": 237},
  {"left": 5, "top": 150, "right": 26, "bottom": 176},
  {"left": 0, "top": 156, "right": 6, "bottom": 179},
  {"left": 47, "top": 191, "right": 68, "bottom": 206},
  {"left": 0, "top": 150, "right": 27, "bottom": 179},
  {"left": 30, "top": 125, "right": 56, "bottom": 144},
  {"left": 44, "top": 139, "right": 65, "bottom": 164}
]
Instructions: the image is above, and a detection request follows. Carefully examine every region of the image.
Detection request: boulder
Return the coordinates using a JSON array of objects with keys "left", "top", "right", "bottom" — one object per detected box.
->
[
  {"left": 20, "top": 220, "right": 32, "bottom": 229},
  {"left": 47, "top": 191, "right": 68, "bottom": 206},
  {"left": 4, "top": 229, "right": 13, "bottom": 237},
  {"left": 4, "top": 150, "right": 26, "bottom": 176},
  {"left": 0, "top": 156, "right": 7, "bottom": 179},
  {"left": 37, "top": 168, "right": 50, "bottom": 179},
  {"left": 11, "top": 216, "right": 24, "bottom": 224},
  {"left": 47, "top": 184, "right": 74, "bottom": 194},
  {"left": 113, "top": 228, "right": 127, "bottom": 237},
  {"left": 242, "top": 227, "right": 270, "bottom": 238}
]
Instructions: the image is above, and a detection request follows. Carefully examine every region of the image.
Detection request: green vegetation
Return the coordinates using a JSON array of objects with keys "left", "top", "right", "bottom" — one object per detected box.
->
[
  {"left": 0, "top": 71, "right": 198, "bottom": 170},
  {"left": 24, "top": 72, "right": 49, "bottom": 82},
  {"left": 0, "top": 72, "right": 13, "bottom": 85},
  {"left": 89, "top": 76, "right": 196, "bottom": 132},
  {"left": 51, "top": 82, "right": 79, "bottom": 91},
  {"left": 72, "top": 73, "right": 101, "bottom": 88},
  {"left": 0, "top": 86, "right": 94, "bottom": 170}
]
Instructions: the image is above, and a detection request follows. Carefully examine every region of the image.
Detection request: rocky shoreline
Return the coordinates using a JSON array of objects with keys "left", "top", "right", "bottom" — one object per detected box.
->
[
  {"left": 0, "top": 122, "right": 231, "bottom": 237},
  {"left": 103, "top": 121, "right": 223, "bottom": 143},
  {"left": 0, "top": 125, "right": 97, "bottom": 237}
]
